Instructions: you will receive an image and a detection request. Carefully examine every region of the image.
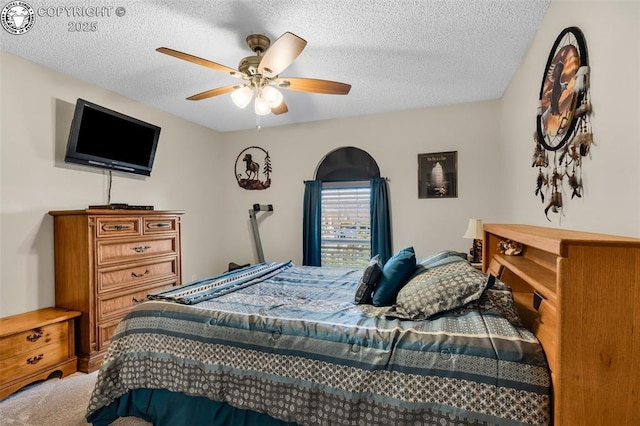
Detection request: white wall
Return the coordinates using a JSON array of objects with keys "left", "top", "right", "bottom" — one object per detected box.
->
[
  {"left": 0, "top": 52, "right": 225, "bottom": 317},
  {"left": 219, "top": 101, "right": 503, "bottom": 268},
  {"left": 2, "top": 0, "right": 638, "bottom": 318},
  {"left": 499, "top": 0, "right": 640, "bottom": 236}
]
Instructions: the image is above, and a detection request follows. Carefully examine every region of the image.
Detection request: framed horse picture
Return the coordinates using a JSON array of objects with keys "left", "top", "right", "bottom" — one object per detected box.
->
[{"left": 234, "top": 146, "right": 272, "bottom": 190}]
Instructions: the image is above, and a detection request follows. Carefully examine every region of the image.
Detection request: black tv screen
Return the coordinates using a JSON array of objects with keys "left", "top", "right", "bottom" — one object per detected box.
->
[{"left": 65, "top": 99, "right": 160, "bottom": 176}]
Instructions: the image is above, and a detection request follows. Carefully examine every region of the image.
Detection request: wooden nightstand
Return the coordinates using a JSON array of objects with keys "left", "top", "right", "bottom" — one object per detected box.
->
[{"left": 0, "top": 307, "right": 81, "bottom": 400}]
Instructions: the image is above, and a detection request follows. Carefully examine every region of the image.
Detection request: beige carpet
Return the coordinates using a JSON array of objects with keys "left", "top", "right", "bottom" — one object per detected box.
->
[{"left": 0, "top": 372, "right": 150, "bottom": 426}]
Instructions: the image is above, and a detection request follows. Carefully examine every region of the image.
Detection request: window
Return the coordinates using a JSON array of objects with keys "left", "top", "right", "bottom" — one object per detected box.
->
[
  {"left": 303, "top": 146, "right": 390, "bottom": 267},
  {"left": 320, "top": 183, "right": 371, "bottom": 267}
]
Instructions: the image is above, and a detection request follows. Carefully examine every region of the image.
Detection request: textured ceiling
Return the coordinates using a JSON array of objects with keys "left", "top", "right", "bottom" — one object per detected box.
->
[{"left": 0, "top": 0, "right": 550, "bottom": 132}]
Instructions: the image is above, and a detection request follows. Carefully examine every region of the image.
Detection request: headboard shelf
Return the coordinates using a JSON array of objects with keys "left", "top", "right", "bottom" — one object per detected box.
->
[
  {"left": 491, "top": 254, "right": 557, "bottom": 303},
  {"left": 482, "top": 224, "right": 639, "bottom": 426}
]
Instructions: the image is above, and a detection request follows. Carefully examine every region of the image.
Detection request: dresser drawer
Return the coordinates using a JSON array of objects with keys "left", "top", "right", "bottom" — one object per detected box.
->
[
  {"left": 97, "top": 281, "right": 176, "bottom": 321},
  {"left": 143, "top": 216, "right": 179, "bottom": 234},
  {"left": 98, "top": 257, "right": 178, "bottom": 293},
  {"left": 0, "top": 341, "right": 70, "bottom": 384},
  {"left": 97, "top": 236, "right": 177, "bottom": 266},
  {"left": 97, "top": 320, "right": 121, "bottom": 350},
  {"left": 96, "top": 217, "right": 141, "bottom": 238},
  {"left": 0, "top": 322, "right": 67, "bottom": 359}
]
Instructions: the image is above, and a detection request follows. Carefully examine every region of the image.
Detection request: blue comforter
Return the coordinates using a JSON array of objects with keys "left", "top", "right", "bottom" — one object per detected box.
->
[{"left": 87, "top": 263, "right": 550, "bottom": 425}]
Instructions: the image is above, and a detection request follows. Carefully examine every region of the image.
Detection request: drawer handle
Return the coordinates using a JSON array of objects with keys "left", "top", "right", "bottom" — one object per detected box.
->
[
  {"left": 131, "top": 269, "right": 150, "bottom": 278},
  {"left": 148, "top": 223, "right": 170, "bottom": 229},
  {"left": 533, "top": 291, "right": 544, "bottom": 311},
  {"left": 104, "top": 224, "right": 132, "bottom": 231},
  {"left": 131, "top": 245, "right": 151, "bottom": 253},
  {"left": 27, "top": 354, "right": 44, "bottom": 365},
  {"left": 26, "top": 328, "right": 43, "bottom": 342}
]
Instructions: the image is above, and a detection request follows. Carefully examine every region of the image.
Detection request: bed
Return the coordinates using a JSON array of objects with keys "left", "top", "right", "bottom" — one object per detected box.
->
[
  {"left": 85, "top": 224, "right": 640, "bottom": 425},
  {"left": 86, "top": 248, "right": 550, "bottom": 425}
]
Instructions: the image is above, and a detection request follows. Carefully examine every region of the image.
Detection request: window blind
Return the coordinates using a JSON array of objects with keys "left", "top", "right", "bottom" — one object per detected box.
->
[{"left": 321, "top": 186, "right": 371, "bottom": 267}]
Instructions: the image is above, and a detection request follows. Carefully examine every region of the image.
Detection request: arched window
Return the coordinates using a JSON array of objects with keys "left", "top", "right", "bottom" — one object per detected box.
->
[
  {"left": 315, "top": 146, "right": 380, "bottom": 181},
  {"left": 303, "top": 147, "right": 391, "bottom": 267}
]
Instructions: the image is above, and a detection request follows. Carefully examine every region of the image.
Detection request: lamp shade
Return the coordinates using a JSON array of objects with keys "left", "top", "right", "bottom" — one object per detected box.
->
[
  {"left": 231, "top": 86, "right": 253, "bottom": 108},
  {"left": 254, "top": 95, "right": 271, "bottom": 116},
  {"left": 262, "top": 85, "right": 283, "bottom": 108},
  {"left": 463, "top": 218, "right": 483, "bottom": 239}
]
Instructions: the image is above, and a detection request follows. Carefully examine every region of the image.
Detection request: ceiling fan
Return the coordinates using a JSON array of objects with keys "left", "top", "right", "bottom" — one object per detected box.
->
[{"left": 157, "top": 32, "right": 351, "bottom": 116}]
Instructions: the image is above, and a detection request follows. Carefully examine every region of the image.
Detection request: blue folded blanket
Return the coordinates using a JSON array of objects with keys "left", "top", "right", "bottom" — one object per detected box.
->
[{"left": 147, "top": 261, "right": 293, "bottom": 305}]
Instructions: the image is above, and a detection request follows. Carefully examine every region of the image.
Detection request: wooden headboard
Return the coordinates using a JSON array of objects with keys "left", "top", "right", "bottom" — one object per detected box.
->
[{"left": 482, "top": 224, "right": 639, "bottom": 425}]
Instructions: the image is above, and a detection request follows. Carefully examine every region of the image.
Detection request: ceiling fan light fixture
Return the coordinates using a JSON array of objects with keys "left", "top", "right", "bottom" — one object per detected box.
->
[
  {"left": 262, "top": 85, "right": 283, "bottom": 108},
  {"left": 157, "top": 31, "right": 351, "bottom": 119},
  {"left": 254, "top": 94, "right": 271, "bottom": 116},
  {"left": 231, "top": 85, "right": 253, "bottom": 108}
]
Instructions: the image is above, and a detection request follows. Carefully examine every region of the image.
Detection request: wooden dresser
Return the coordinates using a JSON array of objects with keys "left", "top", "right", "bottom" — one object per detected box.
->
[
  {"left": 483, "top": 224, "right": 639, "bottom": 426},
  {"left": 49, "top": 209, "right": 184, "bottom": 372},
  {"left": 0, "top": 307, "right": 81, "bottom": 400}
]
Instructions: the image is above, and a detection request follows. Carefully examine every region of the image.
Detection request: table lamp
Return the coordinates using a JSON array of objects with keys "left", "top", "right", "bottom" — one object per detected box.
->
[{"left": 463, "top": 218, "right": 483, "bottom": 263}]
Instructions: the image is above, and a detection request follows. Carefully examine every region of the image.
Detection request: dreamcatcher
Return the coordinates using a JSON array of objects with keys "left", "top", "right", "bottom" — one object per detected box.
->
[{"left": 532, "top": 27, "right": 593, "bottom": 221}]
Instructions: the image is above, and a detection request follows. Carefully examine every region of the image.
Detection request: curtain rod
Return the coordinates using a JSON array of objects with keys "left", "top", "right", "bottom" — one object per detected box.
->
[{"left": 303, "top": 177, "right": 390, "bottom": 183}]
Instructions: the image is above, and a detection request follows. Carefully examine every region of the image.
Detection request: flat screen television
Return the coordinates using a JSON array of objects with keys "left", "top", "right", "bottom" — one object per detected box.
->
[{"left": 65, "top": 98, "right": 161, "bottom": 176}]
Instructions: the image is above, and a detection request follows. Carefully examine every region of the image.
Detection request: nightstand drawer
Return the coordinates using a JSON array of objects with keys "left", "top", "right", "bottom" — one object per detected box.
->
[
  {"left": 0, "top": 322, "right": 67, "bottom": 359},
  {"left": 96, "top": 217, "right": 141, "bottom": 238},
  {"left": 97, "top": 236, "right": 177, "bottom": 265},
  {"left": 143, "top": 217, "right": 179, "bottom": 234},
  {"left": 97, "top": 257, "right": 178, "bottom": 293},
  {"left": 0, "top": 341, "right": 70, "bottom": 384}
]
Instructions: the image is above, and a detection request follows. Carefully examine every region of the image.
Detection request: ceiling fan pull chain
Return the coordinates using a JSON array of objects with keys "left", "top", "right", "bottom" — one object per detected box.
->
[{"left": 256, "top": 114, "right": 262, "bottom": 132}]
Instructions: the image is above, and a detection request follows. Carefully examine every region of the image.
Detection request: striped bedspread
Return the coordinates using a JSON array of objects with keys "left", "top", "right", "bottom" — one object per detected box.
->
[{"left": 86, "top": 264, "right": 550, "bottom": 425}]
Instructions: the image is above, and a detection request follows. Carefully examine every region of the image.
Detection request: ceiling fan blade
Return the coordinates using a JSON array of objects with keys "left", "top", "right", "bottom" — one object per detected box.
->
[
  {"left": 157, "top": 47, "right": 245, "bottom": 78},
  {"left": 275, "top": 77, "right": 351, "bottom": 95},
  {"left": 271, "top": 100, "right": 288, "bottom": 115},
  {"left": 186, "top": 84, "right": 239, "bottom": 101},
  {"left": 258, "top": 32, "right": 307, "bottom": 77}
]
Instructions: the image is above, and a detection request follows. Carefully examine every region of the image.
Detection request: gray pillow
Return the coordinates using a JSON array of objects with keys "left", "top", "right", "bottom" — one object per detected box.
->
[
  {"left": 416, "top": 250, "right": 468, "bottom": 269},
  {"left": 387, "top": 259, "right": 493, "bottom": 320},
  {"left": 354, "top": 255, "right": 382, "bottom": 304}
]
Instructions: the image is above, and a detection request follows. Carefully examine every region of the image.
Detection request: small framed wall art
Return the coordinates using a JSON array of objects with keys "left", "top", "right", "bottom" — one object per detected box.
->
[
  {"left": 418, "top": 151, "right": 457, "bottom": 199},
  {"left": 234, "top": 146, "right": 272, "bottom": 190}
]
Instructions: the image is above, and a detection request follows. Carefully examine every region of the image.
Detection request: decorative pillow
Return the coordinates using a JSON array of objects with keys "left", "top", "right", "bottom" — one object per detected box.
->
[
  {"left": 410, "top": 250, "right": 469, "bottom": 279},
  {"left": 416, "top": 250, "right": 468, "bottom": 269},
  {"left": 480, "top": 278, "right": 523, "bottom": 327},
  {"left": 354, "top": 255, "right": 382, "bottom": 304},
  {"left": 372, "top": 247, "right": 416, "bottom": 307},
  {"left": 388, "top": 260, "right": 494, "bottom": 320}
]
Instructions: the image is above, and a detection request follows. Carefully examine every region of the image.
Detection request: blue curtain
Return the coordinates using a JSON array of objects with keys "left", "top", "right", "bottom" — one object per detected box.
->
[
  {"left": 370, "top": 178, "right": 392, "bottom": 264},
  {"left": 302, "top": 180, "right": 322, "bottom": 266}
]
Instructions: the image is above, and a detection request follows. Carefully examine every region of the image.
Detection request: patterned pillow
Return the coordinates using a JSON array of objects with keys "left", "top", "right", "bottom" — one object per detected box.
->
[
  {"left": 480, "top": 278, "right": 523, "bottom": 327},
  {"left": 388, "top": 260, "right": 494, "bottom": 320},
  {"left": 416, "top": 250, "right": 468, "bottom": 269},
  {"left": 354, "top": 255, "right": 382, "bottom": 304},
  {"left": 372, "top": 247, "right": 416, "bottom": 307},
  {"left": 409, "top": 251, "right": 469, "bottom": 280}
]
